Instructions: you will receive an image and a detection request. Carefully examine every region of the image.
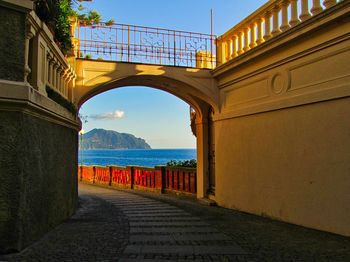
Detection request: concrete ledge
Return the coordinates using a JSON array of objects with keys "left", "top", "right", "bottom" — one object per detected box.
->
[
  {"left": 0, "top": 80, "right": 80, "bottom": 130},
  {"left": 0, "top": 0, "right": 33, "bottom": 12}
]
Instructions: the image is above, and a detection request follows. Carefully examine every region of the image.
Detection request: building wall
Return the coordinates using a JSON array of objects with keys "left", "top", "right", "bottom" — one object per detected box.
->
[
  {"left": 0, "top": 111, "right": 78, "bottom": 253},
  {"left": 215, "top": 97, "right": 350, "bottom": 236},
  {"left": 0, "top": 5, "right": 25, "bottom": 81},
  {"left": 213, "top": 5, "right": 350, "bottom": 236},
  {"left": 0, "top": 1, "right": 80, "bottom": 253}
]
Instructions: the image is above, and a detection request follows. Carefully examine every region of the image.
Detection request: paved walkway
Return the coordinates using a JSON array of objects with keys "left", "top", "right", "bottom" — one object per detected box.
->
[{"left": 1, "top": 183, "right": 350, "bottom": 261}]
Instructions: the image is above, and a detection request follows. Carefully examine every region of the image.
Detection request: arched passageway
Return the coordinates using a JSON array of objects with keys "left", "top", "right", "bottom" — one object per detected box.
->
[{"left": 74, "top": 59, "right": 219, "bottom": 198}]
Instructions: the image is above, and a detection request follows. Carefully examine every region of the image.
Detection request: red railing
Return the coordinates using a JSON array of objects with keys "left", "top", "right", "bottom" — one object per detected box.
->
[
  {"left": 78, "top": 165, "right": 197, "bottom": 195},
  {"left": 165, "top": 167, "right": 197, "bottom": 194},
  {"left": 75, "top": 22, "right": 216, "bottom": 68}
]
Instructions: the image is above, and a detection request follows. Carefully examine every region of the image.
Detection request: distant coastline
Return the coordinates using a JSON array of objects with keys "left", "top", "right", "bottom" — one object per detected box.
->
[{"left": 81, "top": 128, "right": 151, "bottom": 150}]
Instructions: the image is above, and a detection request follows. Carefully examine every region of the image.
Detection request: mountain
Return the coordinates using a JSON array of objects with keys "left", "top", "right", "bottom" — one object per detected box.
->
[{"left": 81, "top": 128, "right": 151, "bottom": 150}]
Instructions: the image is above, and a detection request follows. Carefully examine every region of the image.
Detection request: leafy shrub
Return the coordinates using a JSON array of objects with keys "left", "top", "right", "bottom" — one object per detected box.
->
[
  {"left": 34, "top": 0, "right": 75, "bottom": 53},
  {"left": 166, "top": 159, "right": 197, "bottom": 168}
]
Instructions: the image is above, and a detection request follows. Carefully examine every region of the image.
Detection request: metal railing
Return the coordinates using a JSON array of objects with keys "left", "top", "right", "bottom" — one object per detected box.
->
[{"left": 75, "top": 22, "right": 216, "bottom": 68}]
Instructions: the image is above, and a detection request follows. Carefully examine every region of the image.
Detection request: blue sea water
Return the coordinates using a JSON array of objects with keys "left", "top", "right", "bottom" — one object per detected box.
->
[{"left": 78, "top": 149, "right": 196, "bottom": 167}]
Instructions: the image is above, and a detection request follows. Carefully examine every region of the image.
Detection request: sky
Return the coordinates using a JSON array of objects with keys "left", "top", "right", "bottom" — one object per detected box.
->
[{"left": 78, "top": 0, "right": 267, "bottom": 149}]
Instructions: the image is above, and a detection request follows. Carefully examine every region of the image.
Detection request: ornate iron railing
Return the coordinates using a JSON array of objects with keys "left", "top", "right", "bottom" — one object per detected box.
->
[{"left": 75, "top": 22, "right": 216, "bottom": 68}]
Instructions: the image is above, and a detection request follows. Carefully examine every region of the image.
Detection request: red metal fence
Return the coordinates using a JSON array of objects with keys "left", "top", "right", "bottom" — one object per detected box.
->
[
  {"left": 78, "top": 165, "right": 197, "bottom": 195},
  {"left": 75, "top": 22, "right": 216, "bottom": 68}
]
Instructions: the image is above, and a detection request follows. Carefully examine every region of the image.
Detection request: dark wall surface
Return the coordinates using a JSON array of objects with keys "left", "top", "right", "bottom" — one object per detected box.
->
[
  {"left": 0, "top": 111, "right": 78, "bottom": 253},
  {"left": 0, "top": 6, "right": 25, "bottom": 81}
]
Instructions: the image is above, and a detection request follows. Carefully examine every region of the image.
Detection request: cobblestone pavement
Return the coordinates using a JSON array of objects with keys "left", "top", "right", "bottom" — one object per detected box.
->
[{"left": 2, "top": 183, "right": 350, "bottom": 261}]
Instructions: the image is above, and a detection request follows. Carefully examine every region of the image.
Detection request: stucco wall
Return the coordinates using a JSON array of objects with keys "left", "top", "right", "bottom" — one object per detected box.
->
[
  {"left": 0, "top": 111, "right": 78, "bottom": 253},
  {"left": 215, "top": 97, "right": 350, "bottom": 236}
]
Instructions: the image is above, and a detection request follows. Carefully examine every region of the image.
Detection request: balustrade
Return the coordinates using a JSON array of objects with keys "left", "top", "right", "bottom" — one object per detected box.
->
[
  {"left": 26, "top": 11, "right": 76, "bottom": 102},
  {"left": 216, "top": 0, "right": 343, "bottom": 66}
]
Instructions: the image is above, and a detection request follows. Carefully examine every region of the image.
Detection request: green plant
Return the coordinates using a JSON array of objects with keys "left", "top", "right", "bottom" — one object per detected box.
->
[
  {"left": 34, "top": 0, "right": 75, "bottom": 53},
  {"left": 85, "top": 54, "right": 92, "bottom": 59},
  {"left": 105, "top": 18, "right": 115, "bottom": 26},
  {"left": 87, "top": 10, "right": 101, "bottom": 24},
  {"left": 166, "top": 159, "right": 197, "bottom": 168}
]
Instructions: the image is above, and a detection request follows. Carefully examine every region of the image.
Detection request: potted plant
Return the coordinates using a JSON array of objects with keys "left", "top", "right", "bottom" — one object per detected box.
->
[{"left": 105, "top": 18, "right": 115, "bottom": 26}]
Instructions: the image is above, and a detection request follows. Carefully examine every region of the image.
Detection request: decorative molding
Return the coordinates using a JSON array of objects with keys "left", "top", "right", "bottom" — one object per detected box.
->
[{"left": 269, "top": 70, "right": 290, "bottom": 95}]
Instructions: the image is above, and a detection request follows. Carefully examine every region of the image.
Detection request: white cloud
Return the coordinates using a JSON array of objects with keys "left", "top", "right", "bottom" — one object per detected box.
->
[{"left": 89, "top": 110, "right": 125, "bottom": 120}]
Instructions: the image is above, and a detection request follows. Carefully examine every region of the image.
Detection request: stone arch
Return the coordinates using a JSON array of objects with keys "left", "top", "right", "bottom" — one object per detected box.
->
[{"left": 74, "top": 59, "right": 219, "bottom": 198}]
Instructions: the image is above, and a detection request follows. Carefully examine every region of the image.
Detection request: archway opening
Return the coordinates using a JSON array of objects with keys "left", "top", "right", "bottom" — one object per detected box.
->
[
  {"left": 79, "top": 86, "right": 196, "bottom": 165},
  {"left": 77, "top": 85, "right": 213, "bottom": 197}
]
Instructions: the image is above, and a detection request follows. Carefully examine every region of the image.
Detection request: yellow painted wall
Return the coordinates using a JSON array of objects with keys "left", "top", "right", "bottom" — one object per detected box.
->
[
  {"left": 215, "top": 97, "right": 350, "bottom": 236},
  {"left": 213, "top": 4, "right": 350, "bottom": 236}
]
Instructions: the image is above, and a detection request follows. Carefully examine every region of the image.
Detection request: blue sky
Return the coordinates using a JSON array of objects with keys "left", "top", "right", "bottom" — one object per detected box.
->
[{"left": 78, "top": 0, "right": 267, "bottom": 149}]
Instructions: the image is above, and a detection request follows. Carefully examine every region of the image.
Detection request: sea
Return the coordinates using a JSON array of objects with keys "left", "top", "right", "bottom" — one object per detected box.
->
[{"left": 78, "top": 149, "right": 196, "bottom": 167}]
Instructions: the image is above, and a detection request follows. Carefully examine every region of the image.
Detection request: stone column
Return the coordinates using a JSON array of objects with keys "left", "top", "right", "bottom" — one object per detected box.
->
[
  {"left": 46, "top": 52, "right": 52, "bottom": 85},
  {"left": 225, "top": 40, "right": 231, "bottom": 62},
  {"left": 196, "top": 110, "right": 209, "bottom": 199},
  {"left": 60, "top": 68, "right": 66, "bottom": 96},
  {"left": 263, "top": 11, "right": 272, "bottom": 41},
  {"left": 271, "top": 5, "right": 281, "bottom": 36},
  {"left": 280, "top": 0, "right": 291, "bottom": 32},
  {"left": 216, "top": 39, "right": 223, "bottom": 66},
  {"left": 237, "top": 31, "right": 244, "bottom": 55},
  {"left": 243, "top": 27, "right": 250, "bottom": 52},
  {"left": 256, "top": 18, "right": 264, "bottom": 45},
  {"left": 56, "top": 66, "right": 62, "bottom": 93},
  {"left": 249, "top": 23, "right": 257, "bottom": 49},
  {"left": 24, "top": 26, "right": 35, "bottom": 84},
  {"left": 52, "top": 60, "right": 58, "bottom": 90},
  {"left": 230, "top": 35, "right": 238, "bottom": 58},
  {"left": 311, "top": 0, "right": 323, "bottom": 15},
  {"left": 290, "top": 0, "right": 300, "bottom": 26},
  {"left": 300, "top": 0, "right": 311, "bottom": 21},
  {"left": 323, "top": 0, "right": 337, "bottom": 9}
]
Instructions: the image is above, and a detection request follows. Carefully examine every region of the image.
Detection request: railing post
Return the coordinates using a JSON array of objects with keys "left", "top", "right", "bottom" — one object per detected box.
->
[
  {"left": 243, "top": 27, "right": 250, "bottom": 52},
  {"left": 263, "top": 11, "right": 272, "bottom": 41},
  {"left": 216, "top": 38, "right": 222, "bottom": 66},
  {"left": 93, "top": 166, "right": 96, "bottom": 184},
  {"left": 311, "top": 0, "right": 323, "bottom": 15},
  {"left": 225, "top": 40, "right": 231, "bottom": 62},
  {"left": 128, "top": 166, "right": 134, "bottom": 189},
  {"left": 46, "top": 52, "right": 52, "bottom": 85},
  {"left": 127, "top": 25, "right": 131, "bottom": 62},
  {"left": 256, "top": 18, "right": 264, "bottom": 45},
  {"left": 280, "top": 0, "right": 291, "bottom": 32},
  {"left": 24, "top": 26, "right": 35, "bottom": 84},
  {"left": 237, "top": 31, "right": 244, "bottom": 55},
  {"left": 173, "top": 31, "right": 176, "bottom": 66},
  {"left": 271, "top": 5, "right": 281, "bottom": 36},
  {"left": 230, "top": 35, "right": 238, "bottom": 58},
  {"left": 300, "top": 0, "right": 311, "bottom": 21},
  {"left": 108, "top": 166, "right": 112, "bottom": 186},
  {"left": 249, "top": 23, "right": 257, "bottom": 49},
  {"left": 323, "top": 0, "right": 336, "bottom": 9},
  {"left": 290, "top": 0, "right": 300, "bottom": 27},
  {"left": 60, "top": 69, "right": 65, "bottom": 95}
]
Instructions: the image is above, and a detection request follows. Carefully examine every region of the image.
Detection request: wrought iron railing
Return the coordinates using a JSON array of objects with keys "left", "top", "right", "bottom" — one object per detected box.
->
[{"left": 75, "top": 22, "right": 216, "bottom": 68}]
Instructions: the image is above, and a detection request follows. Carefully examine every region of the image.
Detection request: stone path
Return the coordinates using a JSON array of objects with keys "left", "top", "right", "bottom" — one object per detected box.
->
[
  {"left": 97, "top": 190, "right": 248, "bottom": 261},
  {"left": 1, "top": 183, "right": 350, "bottom": 262}
]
